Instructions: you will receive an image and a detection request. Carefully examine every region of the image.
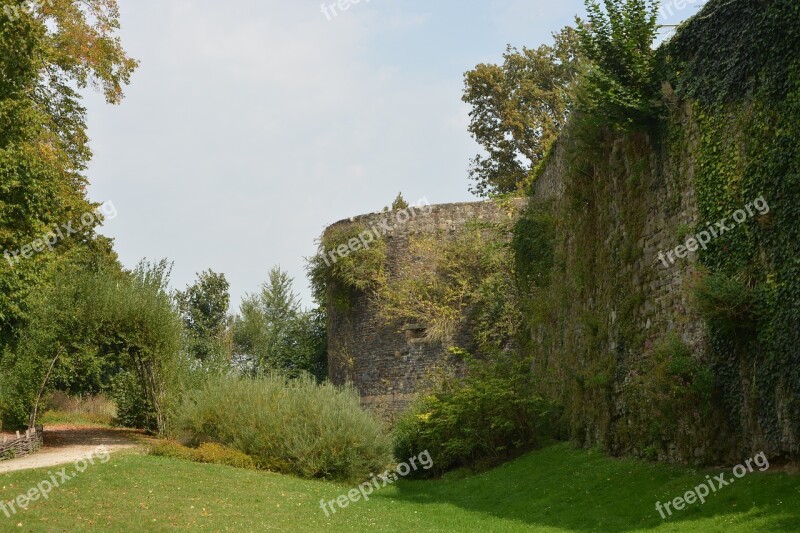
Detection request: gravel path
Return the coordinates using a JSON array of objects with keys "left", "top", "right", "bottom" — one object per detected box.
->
[{"left": 0, "top": 425, "right": 142, "bottom": 474}]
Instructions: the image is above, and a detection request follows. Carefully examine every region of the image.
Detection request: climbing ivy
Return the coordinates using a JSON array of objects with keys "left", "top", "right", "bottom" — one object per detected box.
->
[
  {"left": 307, "top": 222, "right": 387, "bottom": 313},
  {"left": 510, "top": 0, "right": 800, "bottom": 460},
  {"left": 664, "top": 0, "right": 800, "bottom": 450}
]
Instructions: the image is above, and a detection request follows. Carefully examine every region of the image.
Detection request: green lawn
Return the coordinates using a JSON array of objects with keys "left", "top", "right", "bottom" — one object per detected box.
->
[{"left": 0, "top": 443, "right": 798, "bottom": 532}]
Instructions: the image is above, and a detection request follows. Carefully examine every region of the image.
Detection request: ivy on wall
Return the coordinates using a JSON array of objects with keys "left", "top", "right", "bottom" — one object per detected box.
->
[
  {"left": 664, "top": 0, "right": 800, "bottom": 450},
  {"left": 511, "top": 0, "right": 800, "bottom": 460},
  {"left": 308, "top": 222, "right": 388, "bottom": 313}
]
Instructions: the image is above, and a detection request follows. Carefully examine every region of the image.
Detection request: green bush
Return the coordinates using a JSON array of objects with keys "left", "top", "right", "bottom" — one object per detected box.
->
[
  {"left": 149, "top": 440, "right": 195, "bottom": 461},
  {"left": 692, "top": 271, "right": 756, "bottom": 335},
  {"left": 175, "top": 374, "right": 391, "bottom": 482},
  {"left": 149, "top": 440, "right": 256, "bottom": 470},
  {"left": 393, "top": 352, "right": 554, "bottom": 477},
  {"left": 111, "top": 371, "right": 156, "bottom": 430},
  {"left": 194, "top": 443, "right": 256, "bottom": 469},
  {"left": 576, "top": 0, "right": 660, "bottom": 127}
]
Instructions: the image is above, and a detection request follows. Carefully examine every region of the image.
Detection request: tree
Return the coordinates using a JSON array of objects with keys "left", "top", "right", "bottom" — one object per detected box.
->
[
  {"left": 0, "top": 259, "right": 187, "bottom": 434},
  {"left": 0, "top": 0, "right": 137, "bottom": 345},
  {"left": 462, "top": 27, "right": 582, "bottom": 197},
  {"left": 177, "top": 270, "right": 231, "bottom": 365},
  {"left": 234, "top": 267, "right": 326, "bottom": 378},
  {"left": 575, "top": 0, "right": 660, "bottom": 126},
  {"left": 391, "top": 193, "right": 409, "bottom": 211}
]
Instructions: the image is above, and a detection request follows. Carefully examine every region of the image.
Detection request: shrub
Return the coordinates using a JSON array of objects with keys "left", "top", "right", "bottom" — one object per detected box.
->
[
  {"left": 618, "top": 332, "right": 715, "bottom": 457},
  {"left": 148, "top": 440, "right": 256, "bottom": 469},
  {"left": 111, "top": 371, "right": 156, "bottom": 430},
  {"left": 576, "top": 0, "right": 660, "bottom": 127},
  {"left": 393, "top": 352, "right": 554, "bottom": 477},
  {"left": 692, "top": 270, "right": 757, "bottom": 337},
  {"left": 149, "top": 440, "right": 256, "bottom": 469},
  {"left": 149, "top": 440, "right": 195, "bottom": 461},
  {"left": 175, "top": 374, "right": 391, "bottom": 482},
  {"left": 194, "top": 443, "right": 256, "bottom": 469}
]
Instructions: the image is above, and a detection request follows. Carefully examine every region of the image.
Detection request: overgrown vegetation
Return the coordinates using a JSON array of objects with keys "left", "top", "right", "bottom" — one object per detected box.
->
[
  {"left": 662, "top": 0, "right": 800, "bottom": 450},
  {"left": 176, "top": 373, "right": 392, "bottom": 482},
  {"left": 575, "top": 0, "right": 660, "bottom": 127},
  {"left": 308, "top": 221, "right": 388, "bottom": 313},
  {"left": 378, "top": 216, "right": 522, "bottom": 350},
  {"left": 500, "top": 0, "right": 800, "bottom": 463},
  {"left": 393, "top": 351, "right": 554, "bottom": 477}
]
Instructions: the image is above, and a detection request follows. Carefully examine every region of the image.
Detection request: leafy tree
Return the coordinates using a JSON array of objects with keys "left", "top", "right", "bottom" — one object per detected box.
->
[
  {"left": 0, "top": 0, "right": 137, "bottom": 345},
  {"left": 177, "top": 270, "right": 232, "bottom": 365},
  {"left": 463, "top": 27, "right": 582, "bottom": 197},
  {"left": 575, "top": 0, "right": 660, "bottom": 126},
  {"left": 234, "top": 267, "right": 326, "bottom": 379},
  {"left": 1, "top": 260, "right": 187, "bottom": 434}
]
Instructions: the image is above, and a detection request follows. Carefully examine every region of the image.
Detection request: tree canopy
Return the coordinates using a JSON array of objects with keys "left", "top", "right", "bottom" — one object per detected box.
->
[{"left": 462, "top": 27, "right": 582, "bottom": 197}]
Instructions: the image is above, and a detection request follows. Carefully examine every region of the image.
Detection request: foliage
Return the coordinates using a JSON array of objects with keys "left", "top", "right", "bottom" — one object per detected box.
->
[
  {"left": 507, "top": 0, "right": 800, "bottom": 460},
  {"left": 0, "top": 260, "right": 188, "bottom": 433},
  {"left": 149, "top": 440, "right": 256, "bottom": 470},
  {"left": 390, "top": 193, "right": 409, "bottom": 210},
  {"left": 393, "top": 351, "right": 554, "bottom": 477},
  {"left": 576, "top": 0, "right": 659, "bottom": 127},
  {"left": 663, "top": 0, "right": 800, "bottom": 105},
  {"left": 177, "top": 269, "right": 232, "bottom": 366},
  {"left": 463, "top": 27, "right": 582, "bottom": 196},
  {"left": 42, "top": 391, "right": 116, "bottom": 426},
  {"left": 308, "top": 222, "right": 387, "bottom": 312},
  {"left": 233, "top": 267, "right": 326, "bottom": 379},
  {"left": 619, "top": 333, "right": 715, "bottom": 459},
  {"left": 0, "top": 0, "right": 136, "bottom": 345},
  {"left": 692, "top": 270, "right": 756, "bottom": 336},
  {"left": 379, "top": 215, "right": 522, "bottom": 351},
  {"left": 175, "top": 373, "right": 391, "bottom": 482},
  {"left": 662, "top": 0, "right": 800, "bottom": 450},
  {"left": 111, "top": 370, "right": 155, "bottom": 429},
  {"left": 511, "top": 204, "right": 556, "bottom": 295}
]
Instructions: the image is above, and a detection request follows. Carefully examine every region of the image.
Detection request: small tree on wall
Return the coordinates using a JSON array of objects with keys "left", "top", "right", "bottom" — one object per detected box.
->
[{"left": 576, "top": 0, "right": 660, "bottom": 127}]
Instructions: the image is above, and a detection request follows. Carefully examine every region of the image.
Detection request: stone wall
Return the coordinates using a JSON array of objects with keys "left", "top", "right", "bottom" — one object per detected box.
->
[
  {"left": 326, "top": 200, "right": 524, "bottom": 419},
  {"left": 522, "top": 103, "right": 744, "bottom": 463}
]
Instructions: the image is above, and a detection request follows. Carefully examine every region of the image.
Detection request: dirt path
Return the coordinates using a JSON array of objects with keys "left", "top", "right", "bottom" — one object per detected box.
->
[{"left": 0, "top": 425, "right": 143, "bottom": 474}]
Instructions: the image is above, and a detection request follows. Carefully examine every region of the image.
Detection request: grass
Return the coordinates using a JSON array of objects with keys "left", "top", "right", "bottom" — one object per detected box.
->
[
  {"left": 40, "top": 393, "right": 117, "bottom": 427},
  {"left": 39, "top": 411, "right": 115, "bottom": 428},
  {"left": 0, "top": 443, "right": 797, "bottom": 532}
]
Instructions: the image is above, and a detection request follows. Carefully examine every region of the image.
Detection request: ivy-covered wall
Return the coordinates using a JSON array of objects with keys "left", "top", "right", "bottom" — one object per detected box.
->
[{"left": 518, "top": 0, "right": 800, "bottom": 463}]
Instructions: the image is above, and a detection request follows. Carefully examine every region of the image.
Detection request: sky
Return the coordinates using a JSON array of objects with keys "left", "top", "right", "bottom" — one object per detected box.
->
[{"left": 83, "top": 0, "right": 705, "bottom": 309}]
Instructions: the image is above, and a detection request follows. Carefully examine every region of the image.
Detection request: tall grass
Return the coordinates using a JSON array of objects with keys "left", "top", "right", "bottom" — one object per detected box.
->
[
  {"left": 176, "top": 374, "right": 391, "bottom": 482},
  {"left": 43, "top": 392, "right": 117, "bottom": 426}
]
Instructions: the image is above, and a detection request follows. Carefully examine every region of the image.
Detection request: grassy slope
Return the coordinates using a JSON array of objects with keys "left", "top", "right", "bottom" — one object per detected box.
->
[{"left": 0, "top": 443, "right": 797, "bottom": 532}]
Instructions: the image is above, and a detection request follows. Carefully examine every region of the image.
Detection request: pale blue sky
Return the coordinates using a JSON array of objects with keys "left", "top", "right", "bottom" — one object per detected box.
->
[{"left": 84, "top": 0, "right": 704, "bottom": 308}]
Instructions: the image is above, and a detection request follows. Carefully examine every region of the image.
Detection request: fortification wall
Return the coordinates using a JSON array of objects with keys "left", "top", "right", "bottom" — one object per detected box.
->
[{"left": 326, "top": 200, "right": 523, "bottom": 418}]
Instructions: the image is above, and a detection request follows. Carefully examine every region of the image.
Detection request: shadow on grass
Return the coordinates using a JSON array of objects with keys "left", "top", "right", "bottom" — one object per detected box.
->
[{"left": 383, "top": 443, "right": 800, "bottom": 532}]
